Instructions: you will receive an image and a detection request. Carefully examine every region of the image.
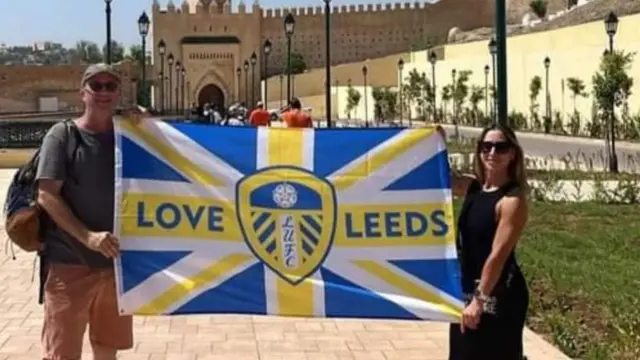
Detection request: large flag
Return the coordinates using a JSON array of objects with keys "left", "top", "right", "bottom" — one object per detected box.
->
[{"left": 113, "top": 118, "right": 464, "bottom": 322}]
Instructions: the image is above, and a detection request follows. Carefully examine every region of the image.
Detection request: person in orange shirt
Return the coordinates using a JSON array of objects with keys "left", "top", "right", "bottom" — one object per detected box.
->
[
  {"left": 249, "top": 101, "right": 271, "bottom": 127},
  {"left": 282, "top": 98, "right": 313, "bottom": 128}
]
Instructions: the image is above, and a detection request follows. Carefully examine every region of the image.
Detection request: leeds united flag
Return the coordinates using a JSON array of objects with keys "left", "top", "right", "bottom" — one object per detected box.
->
[{"left": 113, "top": 119, "right": 464, "bottom": 322}]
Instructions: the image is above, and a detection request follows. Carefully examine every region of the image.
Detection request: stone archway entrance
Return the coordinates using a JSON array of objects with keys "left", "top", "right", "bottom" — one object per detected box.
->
[{"left": 197, "top": 84, "right": 225, "bottom": 109}]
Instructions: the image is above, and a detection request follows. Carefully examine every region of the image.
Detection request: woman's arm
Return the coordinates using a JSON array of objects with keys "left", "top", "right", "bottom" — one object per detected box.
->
[
  {"left": 451, "top": 172, "right": 475, "bottom": 198},
  {"left": 476, "top": 193, "right": 529, "bottom": 296}
]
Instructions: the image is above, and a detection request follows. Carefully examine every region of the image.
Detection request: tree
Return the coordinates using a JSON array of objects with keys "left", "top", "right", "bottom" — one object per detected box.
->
[
  {"left": 283, "top": 52, "right": 307, "bottom": 75},
  {"left": 441, "top": 85, "right": 452, "bottom": 121},
  {"left": 103, "top": 40, "right": 125, "bottom": 63},
  {"left": 402, "top": 69, "right": 427, "bottom": 121},
  {"left": 566, "top": 77, "right": 587, "bottom": 113},
  {"left": 345, "top": 84, "right": 361, "bottom": 119},
  {"left": 529, "top": 0, "right": 548, "bottom": 20},
  {"left": 529, "top": 76, "right": 542, "bottom": 130},
  {"left": 127, "top": 45, "right": 144, "bottom": 64},
  {"left": 468, "top": 85, "right": 485, "bottom": 126},
  {"left": 75, "top": 40, "right": 102, "bottom": 64},
  {"left": 372, "top": 87, "right": 398, "bottom": 122},
  {"left": 592, "top": 50, "right": 635, "bottom": 172}
]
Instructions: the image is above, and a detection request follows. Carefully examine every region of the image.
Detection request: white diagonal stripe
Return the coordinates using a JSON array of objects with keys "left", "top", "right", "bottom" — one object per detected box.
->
[
  {"left": 323, "top": 258, "right": 460, "bottom": 322},
  {"left": 326, "top": 129, "right": 414, "bottom": 183},
  {"left": 339, "top": 132, "right": 446, "bottom": 197}
]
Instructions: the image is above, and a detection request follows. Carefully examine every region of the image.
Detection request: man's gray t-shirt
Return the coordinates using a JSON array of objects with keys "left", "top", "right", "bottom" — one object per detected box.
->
[{"left": 36, "top": 121, "right": 115, "bottom": 268}]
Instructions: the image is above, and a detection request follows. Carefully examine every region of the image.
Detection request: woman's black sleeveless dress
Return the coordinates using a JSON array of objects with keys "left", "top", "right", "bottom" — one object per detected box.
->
[{"left": 448, "top": 181, "right": 529, "bottom": 360}]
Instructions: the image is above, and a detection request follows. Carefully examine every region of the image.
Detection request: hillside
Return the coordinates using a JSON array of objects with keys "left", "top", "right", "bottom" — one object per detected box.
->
[{"left": 451, "top": 0, "right": 640, "bottom": 44}]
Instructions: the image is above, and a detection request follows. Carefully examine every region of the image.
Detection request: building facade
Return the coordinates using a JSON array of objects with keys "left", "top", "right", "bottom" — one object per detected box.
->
[{"left": 151, "top": 0, "right": 505, "bottom": 109}]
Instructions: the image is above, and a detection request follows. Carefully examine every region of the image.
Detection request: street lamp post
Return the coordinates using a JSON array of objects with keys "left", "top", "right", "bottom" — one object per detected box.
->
[
  {"left": 544, "top": 56, "right": 551, "bottom": 125},
  {"left": 244, "top": 60, "right": 249, "bottom": 106},
  {"left": 263, "top": 39, "right": 272, "bottom": 107},
  {"left": 362, "top": 65, "right": 368, "bottom": 128},
  {"left": 495, "top": 0, "right": 508, "bottom": 126},
  {"left": 284, "top": 13, "right": 295, "bottom": 105},
  {"left": 137, "top": 12, "right": 150, "bottom": 107},
  {"left": 181, "top": 67, "right": 186, "bottom": 115},
  {"left": 605, "top": 11, "right": 619, "bottom": 173},
  {"left": 397, "top": 58, "right": 404, "bottom": 126},
  {"left": 488, "top": 37, "right": 497, "bottom": 123},
  {"left": 236, "top": 67, "right": 242, "bottom": 104},
  {"left": 323, "top": 0, "right": 332, "bottom": 128},
  {"left": 250, "top": 51, "right": 257, "bottom": 109},
  {"left": 158, "top": 40, "right": 166, "bottom": 113},
  {"left": 104, "top": 0, "right": 112, "bottom": 64},
  {"left": 484, "top": 65, "right": 490, "bottom": 118},
  {"left": 175, "top": 61, "right": 181, "bottom": 115},
  {"left": 167, "top": 53, "right": 174, "bottom": 114},
  {"left": 429, "top": 51, "right": 437, "bottom": 122},
  {"left": 452, "top": 69, "right": 457, "bottom": 122}
]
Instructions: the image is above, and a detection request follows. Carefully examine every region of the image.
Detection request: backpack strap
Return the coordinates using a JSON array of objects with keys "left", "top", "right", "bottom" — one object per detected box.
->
[{"left": 37, "top": 119, "right": 83, "bottom": 305}]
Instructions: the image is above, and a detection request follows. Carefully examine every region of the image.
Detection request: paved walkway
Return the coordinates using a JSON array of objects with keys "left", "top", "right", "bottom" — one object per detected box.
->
[{"left": 0, "top": 169, "right": 570, "bottom": 360}]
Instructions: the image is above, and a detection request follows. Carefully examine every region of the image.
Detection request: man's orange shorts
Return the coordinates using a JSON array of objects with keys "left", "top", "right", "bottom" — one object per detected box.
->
[{"left": 42, "top": 263, "right": 133, "bottom": 360}]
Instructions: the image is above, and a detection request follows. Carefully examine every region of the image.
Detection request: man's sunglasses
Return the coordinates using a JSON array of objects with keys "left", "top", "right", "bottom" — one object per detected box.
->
[
  {"left": 87, "top": 81, "right": 118, "bottom": 93},
  {"left": 479, "top": 141, "right": 512, "bottom": 154}
]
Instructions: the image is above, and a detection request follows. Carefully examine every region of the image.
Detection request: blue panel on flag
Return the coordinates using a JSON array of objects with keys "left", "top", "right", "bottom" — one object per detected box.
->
[
  {"left": 313, "top": 129, "right": 401, "bottom": 177},
  {"left": 170, "top": 123, "right": 257, "bottom": 175},
  {"left": 321, "top": 268, "right": 419, "bottom": 320},
  {"left": 384, "top": 150, "right": 451, "bottom": 191},
  {"left": 388, "top": 259, "right": 463, "bottom": 299},
  {"left": 120, "top": 136, "right": 190, "bottom": 182},
  {"left": 120, "top": 250, "right": 191, "bottom": 293},
  {"left": 174, "top": 263, "right": 267, "bottom": 315}
]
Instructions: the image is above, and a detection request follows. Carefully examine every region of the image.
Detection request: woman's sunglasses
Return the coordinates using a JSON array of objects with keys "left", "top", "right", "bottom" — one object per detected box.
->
[
  {"left": 87, "top": 81, "right": 119, "bottom": 93},
  {"left": 479, "top": 141, "right": 512, "bottom": 154}
]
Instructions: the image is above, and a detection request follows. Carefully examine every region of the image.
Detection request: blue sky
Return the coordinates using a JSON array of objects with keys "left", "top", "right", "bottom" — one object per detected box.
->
[{"left": 0, "top": 0, "right": 404, "bottom": 48}]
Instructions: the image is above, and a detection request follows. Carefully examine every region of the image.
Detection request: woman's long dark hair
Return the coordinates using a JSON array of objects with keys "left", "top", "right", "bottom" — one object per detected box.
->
[{"left": 473, "top": 124, "right": 527, "bottom": 190}]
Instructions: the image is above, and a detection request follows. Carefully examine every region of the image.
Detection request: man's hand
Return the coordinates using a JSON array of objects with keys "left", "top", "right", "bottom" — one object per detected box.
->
[{"left": 86, "top": 231, "right": 120, "bottom": 258}]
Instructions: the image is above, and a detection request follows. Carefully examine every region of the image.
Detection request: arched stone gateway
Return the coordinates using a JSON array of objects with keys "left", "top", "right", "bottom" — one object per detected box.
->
[{"left": 197, "top": 84, "right": 225, "bottom": 109}]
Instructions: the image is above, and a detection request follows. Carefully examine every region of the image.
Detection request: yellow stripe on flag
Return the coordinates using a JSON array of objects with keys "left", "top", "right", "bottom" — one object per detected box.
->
[
  {"left": 331, "top": 128, "right": 434, "bottom": 191},
  {"left": 353, "top": 259, "right": 463, "bottom": 319},
  {"left": 136, "top": 253, "right": 254, "bottom": 315},
  {"left": 267, "top": 128, "right": 315, "bottom": 316},
  {"left": 120, "top": 120, "right": 224, "bottom": 187}
]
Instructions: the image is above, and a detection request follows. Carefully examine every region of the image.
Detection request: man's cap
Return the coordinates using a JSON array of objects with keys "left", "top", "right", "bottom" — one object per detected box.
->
[
  {"left": 256, "top": 101, "right": 264, "bottom": 108},
  {"left": 81, "top": 63, "right": 121, "bottom": 86}
]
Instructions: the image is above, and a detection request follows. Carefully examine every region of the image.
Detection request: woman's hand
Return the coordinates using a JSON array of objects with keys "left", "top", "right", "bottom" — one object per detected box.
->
[{"left": 460, "top": 298, "right": 483, "bottom": 334}]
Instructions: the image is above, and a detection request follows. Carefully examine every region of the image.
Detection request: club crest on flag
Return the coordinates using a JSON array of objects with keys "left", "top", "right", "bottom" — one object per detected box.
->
[{"left": 236, "top": 166, "right": 337, "bottom": 285}]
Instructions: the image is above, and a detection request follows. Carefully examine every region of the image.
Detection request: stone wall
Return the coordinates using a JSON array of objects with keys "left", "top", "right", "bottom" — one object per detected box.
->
[{"left": 0, "top": 61, "right": 137, "bottom": 113}]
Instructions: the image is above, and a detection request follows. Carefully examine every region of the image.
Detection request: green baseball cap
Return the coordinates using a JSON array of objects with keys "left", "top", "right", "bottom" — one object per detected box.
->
[{"left": 81, "top": 63, "right": 121, "bottom": 86}]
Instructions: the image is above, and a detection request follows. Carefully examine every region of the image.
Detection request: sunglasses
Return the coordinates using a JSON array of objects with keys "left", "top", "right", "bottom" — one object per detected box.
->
[
  {"left": 479, "top": 141, "right": 512, "bottom": 154},
  {"left": 87, "top": 81, "right": 118, "bottom": 93}
]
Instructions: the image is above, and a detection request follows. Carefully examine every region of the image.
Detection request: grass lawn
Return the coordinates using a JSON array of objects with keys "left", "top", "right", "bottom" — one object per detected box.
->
[
  {"left": 481, "top": 202, "right": 639, "bottom": 359},
  {"left": 0, "top": 149, "right": 35, "bottom": 169}
]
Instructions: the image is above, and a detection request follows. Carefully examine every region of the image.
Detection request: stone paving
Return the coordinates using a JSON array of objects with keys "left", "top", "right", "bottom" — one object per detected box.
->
[{"left": 0, "top": 169, "right": 571, "bottom": 360}]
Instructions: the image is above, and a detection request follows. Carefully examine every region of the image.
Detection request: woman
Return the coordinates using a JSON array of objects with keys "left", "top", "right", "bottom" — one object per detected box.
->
[{"left": 448, "top": 124, "right": 530, "bottom": 360}]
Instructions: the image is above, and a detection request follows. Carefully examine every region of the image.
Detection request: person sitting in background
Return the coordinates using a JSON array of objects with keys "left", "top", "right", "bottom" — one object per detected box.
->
[
  {"left": 249, "top": 101, "right": 271, "bottom": 127},
  {"left": 282, "top": 98, "right": 313, "bottom": 128}
]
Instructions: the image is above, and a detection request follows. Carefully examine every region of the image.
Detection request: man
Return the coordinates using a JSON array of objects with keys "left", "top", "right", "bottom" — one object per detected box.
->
[
  {"left": 249, "top": 101, "right": 271, "bottom": 127},
  {"left": 36, "top": 63, "right": 141, "bottom": 360},
  {"left": 282, "top": 97, "right": 313, "bottom": 128}
]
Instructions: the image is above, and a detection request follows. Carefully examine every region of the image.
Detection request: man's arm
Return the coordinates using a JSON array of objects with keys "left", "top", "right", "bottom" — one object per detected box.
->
[
  {"left": 35, "top": 129, "right": 92, "bottom": 246},
  {"left": 35, "top": 129, "right": 118, "bottom": 258}
]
